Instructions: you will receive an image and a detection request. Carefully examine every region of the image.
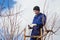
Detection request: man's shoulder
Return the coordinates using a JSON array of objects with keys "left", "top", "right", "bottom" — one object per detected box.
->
[
  {"left": 34, "top": 13, "right": 46, "bottom": 18},
  {"left": 40, "top": 13, "right": 45, "bottom": 15},
  {"left": 40, "top": 13, "right": 46, "bottom": 16}
]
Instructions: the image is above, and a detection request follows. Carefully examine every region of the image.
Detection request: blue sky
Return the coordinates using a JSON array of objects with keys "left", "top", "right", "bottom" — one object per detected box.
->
[{"left": 0, "top": 0, "right": 16, "bottom": 11}]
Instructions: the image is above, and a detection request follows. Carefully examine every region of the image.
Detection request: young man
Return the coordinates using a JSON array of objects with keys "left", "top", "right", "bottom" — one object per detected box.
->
[{"left": 29, "top": 6, "right": 46, "bottom": 40}]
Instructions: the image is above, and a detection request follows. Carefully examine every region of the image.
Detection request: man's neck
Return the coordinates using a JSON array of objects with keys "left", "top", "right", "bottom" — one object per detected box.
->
[{"left": 36, "top": 13, "right": 40, "bottom": 15}]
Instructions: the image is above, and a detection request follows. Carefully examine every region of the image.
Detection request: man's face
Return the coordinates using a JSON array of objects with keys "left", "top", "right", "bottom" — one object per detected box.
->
[{"left": 33, "top": 10, "right": 40, "bottom": 14}]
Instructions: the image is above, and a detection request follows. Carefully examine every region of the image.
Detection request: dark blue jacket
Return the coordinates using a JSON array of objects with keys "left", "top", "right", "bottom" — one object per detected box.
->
[{"left": 31, "top": 13, "right": 46, "bottom": 36}]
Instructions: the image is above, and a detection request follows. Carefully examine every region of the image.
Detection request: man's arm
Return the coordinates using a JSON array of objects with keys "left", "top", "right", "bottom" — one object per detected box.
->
[{"left": 42, "top": 14, "right": 46, "bottom": 26}]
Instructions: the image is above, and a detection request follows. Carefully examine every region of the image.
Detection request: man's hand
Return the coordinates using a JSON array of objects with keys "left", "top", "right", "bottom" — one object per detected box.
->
[{"left": 28, "top": 24, "right": 37, "bottom": 29}]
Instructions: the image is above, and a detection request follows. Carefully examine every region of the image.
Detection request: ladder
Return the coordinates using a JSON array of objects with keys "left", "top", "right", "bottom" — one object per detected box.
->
[{"left": 24, "top": 28, "right": 43, "bottom": 40}]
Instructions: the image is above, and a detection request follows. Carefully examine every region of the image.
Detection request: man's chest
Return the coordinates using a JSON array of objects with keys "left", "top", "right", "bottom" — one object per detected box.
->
[{"left": 34, "top": 16, "right": 42, "bottom": 22}]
